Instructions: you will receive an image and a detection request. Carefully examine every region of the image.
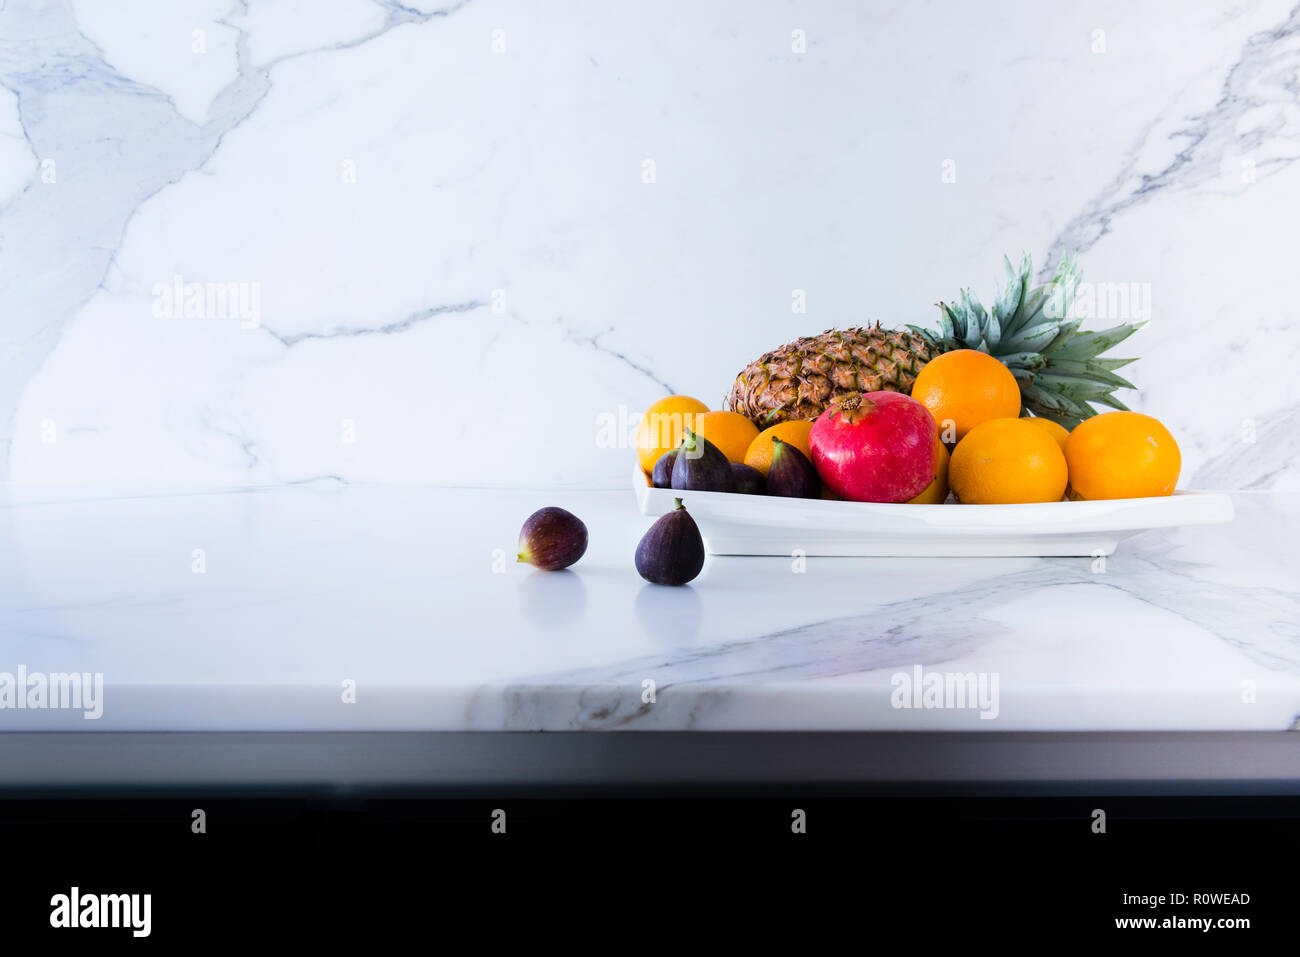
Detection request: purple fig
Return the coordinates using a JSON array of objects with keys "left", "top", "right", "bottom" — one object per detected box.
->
[
  {"left": 517, "top": 506, "right": 588, "bottom": 570},
  {"left": 651, "top": 448, "right": 679, "bottom": 488},
  {"left": 730, "top": 462, "right": 765, "bottom": 495},
  {"left": 635, "top": 498, "right": 705, "bottom": 586},
  {"left": 767, "top": 437, "right": 820, "bottom": 499},
  {"left": 671, "top": 430, "right": 734, "bottom": 493}
]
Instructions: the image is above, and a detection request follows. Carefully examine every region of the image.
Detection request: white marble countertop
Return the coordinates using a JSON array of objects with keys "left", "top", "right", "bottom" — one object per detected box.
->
[
  {"left": 2, "top": 483, "right": 1296, "bottom": 731},
  {"left": 2, "top": 2, "right": 1298, "bottom": 736}
]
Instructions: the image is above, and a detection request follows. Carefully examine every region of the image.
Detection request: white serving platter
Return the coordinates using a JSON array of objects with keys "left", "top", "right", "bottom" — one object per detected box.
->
[{"left": 633, "top": 466, "right": 1234, "bottom": 557}]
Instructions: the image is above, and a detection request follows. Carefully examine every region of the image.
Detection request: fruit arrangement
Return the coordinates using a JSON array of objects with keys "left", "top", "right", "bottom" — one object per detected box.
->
[
  {"left": 636, "top": 252, "right": 1181, "bottom": 509},
  {"left": 523, "top": 251, "right": 1186, "bottom": 590}
]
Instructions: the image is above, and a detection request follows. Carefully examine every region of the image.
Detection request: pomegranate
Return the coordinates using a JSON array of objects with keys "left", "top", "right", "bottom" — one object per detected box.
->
[{"left": 810, "top": 391, "right": 937, "bottom": 502}]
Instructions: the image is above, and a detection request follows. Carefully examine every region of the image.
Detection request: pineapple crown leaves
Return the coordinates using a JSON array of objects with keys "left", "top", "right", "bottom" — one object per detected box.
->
[{"left": 908, "top": 251, "right": 1145, "bottom": 428}]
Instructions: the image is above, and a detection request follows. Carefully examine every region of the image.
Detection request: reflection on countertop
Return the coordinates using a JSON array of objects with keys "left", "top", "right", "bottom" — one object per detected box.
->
[{"left": 1, "top": 484, "right": 1296, "bottom": 731}]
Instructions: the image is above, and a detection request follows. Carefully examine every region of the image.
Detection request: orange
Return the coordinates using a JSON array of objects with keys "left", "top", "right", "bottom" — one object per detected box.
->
[
  {"left": 949, "top": 418, "right": 1068, "bottom": 504},
  {"left": 691, "top": 410, "right": 760, "bottom": 463},
  {"left": 905, "top": 435, "right": 950, "bottom": 504},
  {"left": 743, "top": 419, "right": 814, "bottom": 477},
  {"left": 1065, "top": 411, "right": 1180, "bottom": 500},
  {"left": 634, "top": 395, "right": 709, "bottom": 472},
  {"left": 911, "top": 349, "right": 1021, "bottom": 441},
  {"left": 1024, "top": 416, "right": 1070, "bottom": 452}
]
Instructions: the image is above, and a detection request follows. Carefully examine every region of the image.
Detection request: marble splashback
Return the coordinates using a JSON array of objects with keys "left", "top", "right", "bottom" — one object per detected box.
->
[{"left": 1, "top": 0, "right": 1297, "bottom": 489}]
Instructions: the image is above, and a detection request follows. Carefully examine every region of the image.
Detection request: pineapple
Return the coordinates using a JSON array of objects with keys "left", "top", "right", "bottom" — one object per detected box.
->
[
  {"left": 727, "top": 325, "right": 938, "bottom": 425},
  {"left": 727, "top": 252, "right": 1142, "bottom": 430}
]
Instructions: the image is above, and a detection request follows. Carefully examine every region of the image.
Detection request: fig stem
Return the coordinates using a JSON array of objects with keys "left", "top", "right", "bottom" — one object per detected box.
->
[{"left": 673, "top": 497, "right": 684, "bottom": 510}]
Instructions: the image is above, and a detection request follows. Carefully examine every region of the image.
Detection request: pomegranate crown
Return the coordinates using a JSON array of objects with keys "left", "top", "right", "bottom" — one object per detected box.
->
[{"left": 832, "top": 391, "right": 876, "bottom": 424}]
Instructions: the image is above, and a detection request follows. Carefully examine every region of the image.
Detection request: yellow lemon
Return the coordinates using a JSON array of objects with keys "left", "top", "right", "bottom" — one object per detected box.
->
[{"left": 634, "top": 395, "right": 710, "bottom": 473}]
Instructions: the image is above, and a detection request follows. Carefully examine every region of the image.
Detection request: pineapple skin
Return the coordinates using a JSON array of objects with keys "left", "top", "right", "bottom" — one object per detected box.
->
[{"left": 726, "top": 324, "right": 940, "bottom": 426}]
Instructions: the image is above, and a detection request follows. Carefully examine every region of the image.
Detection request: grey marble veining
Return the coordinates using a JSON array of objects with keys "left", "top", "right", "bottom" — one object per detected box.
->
[{"left": 0, "top": 0, "right": 1294, "bottom": 490}]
